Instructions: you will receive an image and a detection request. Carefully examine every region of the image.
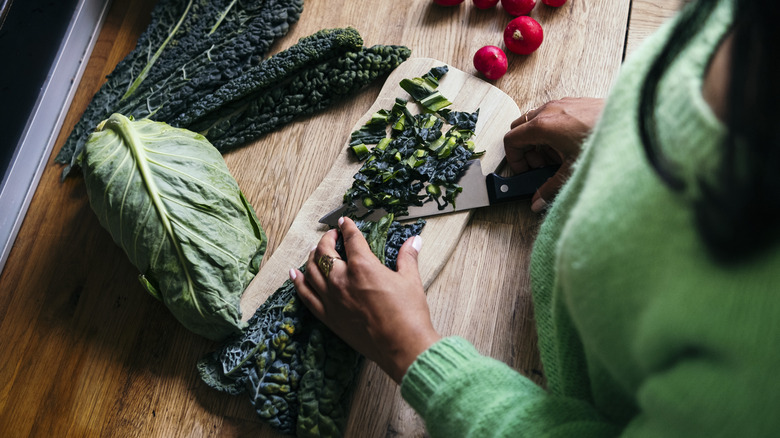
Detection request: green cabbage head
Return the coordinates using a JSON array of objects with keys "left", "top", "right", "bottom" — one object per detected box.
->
[{"left": 80, "top": 113, "right": 266, "bottom": 340}]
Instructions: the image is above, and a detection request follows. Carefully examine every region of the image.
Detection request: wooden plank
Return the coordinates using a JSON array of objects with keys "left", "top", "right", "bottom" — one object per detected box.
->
[
  {"left": 0, "top": 0, "right": 645, "bottom": 437},
  {"left": 625, "top": 0, "right": 686, "bottom": 58}
]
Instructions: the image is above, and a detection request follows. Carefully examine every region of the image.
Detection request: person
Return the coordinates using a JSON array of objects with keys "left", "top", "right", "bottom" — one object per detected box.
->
[{"left": 290, "top": 0, "right": 780, "bottom": 435}]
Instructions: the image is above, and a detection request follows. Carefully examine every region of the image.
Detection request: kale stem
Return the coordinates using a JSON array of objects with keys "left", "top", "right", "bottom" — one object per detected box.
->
[
  {"left": 121, "top": 0, "right": 194, "bottom": 101},
  {"left": 209, "top": 0, "right": 238, "bottom": 35}
]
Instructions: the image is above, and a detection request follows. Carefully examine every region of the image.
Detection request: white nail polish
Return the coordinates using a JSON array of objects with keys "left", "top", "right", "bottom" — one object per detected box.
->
[
  {"left": 412, "top": 235, "right": 422, "bottom": 253},
  {"left": 338, "top": 217, "right": 345, "bottom": 228},
  {"left": 289, "top": 269, "right": 297, "bottom": 280}
]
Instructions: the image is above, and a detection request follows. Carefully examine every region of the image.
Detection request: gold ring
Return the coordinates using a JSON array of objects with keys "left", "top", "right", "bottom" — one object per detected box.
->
[{"left": 317, "top": 254, "right": 339, "bottom": 278}]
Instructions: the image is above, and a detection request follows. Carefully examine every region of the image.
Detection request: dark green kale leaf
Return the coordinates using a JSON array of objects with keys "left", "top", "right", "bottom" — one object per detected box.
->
[
  {"left": 190, "top": 43, "right": 412, "bottom": 152},
  {"left": 295, "top": 327, "right": 359, "bottom": 438},
  {"left": 197, "top": 216, "right": 424, "bottom": 437},
  {"left": 56, "top": 0, "right": 187, "bottom": 174},
  {"left": 118, "top": 0, "right": 306, "bottom": 122},
  {"left": 173, "top": 27, "right": 365, "bottom": 129},
  {"left": 57, "top": 0, "right": 304, "bottom": 178}
]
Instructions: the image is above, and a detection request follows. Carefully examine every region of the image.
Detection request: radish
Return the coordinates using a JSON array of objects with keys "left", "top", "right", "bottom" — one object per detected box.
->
[
  {"left": 501, "top": 0, "right": 536, "bottom": 16},
  {"left": 433, "top": 0, "right": 465, "bottom": 5},
  {"left": 504, "top": 16, "right": 543, "bottom": 55},
  {"left": 542, "top": 0, "right": 567, "bottom": 6},
  {"left": 473, "top": 46, "right": 508, "bottom": 80},
  {"left": 473, "top": 0, "right": 500, "bottom": 9}
]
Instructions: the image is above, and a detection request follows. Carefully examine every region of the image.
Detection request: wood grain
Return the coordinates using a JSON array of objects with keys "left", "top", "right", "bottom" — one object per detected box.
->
[
  {"left": 0, "top": 0, "right": 680, "bottom": 436},
  {"left": 625, "top": 0, "right": 686, "bottom": 58}
]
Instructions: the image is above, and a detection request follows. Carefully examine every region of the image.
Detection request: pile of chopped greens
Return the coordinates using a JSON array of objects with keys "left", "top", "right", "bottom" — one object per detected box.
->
[
  {"left": 344, "top": 66, "right": 483, "bottom": 216},
  {"left": 198, "top": 217, "right": 424, "bottom": 437}
]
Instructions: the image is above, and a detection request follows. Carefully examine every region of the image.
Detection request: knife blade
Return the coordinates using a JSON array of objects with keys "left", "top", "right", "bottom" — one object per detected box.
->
[{"left": 319, "top": 160, "right": 559, "bottom": 227}]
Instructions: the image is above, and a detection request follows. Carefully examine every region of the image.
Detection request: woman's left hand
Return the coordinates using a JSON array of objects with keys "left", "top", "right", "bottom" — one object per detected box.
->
[{"left": 290, "top": 217, "right": 441, "bottom": 383}]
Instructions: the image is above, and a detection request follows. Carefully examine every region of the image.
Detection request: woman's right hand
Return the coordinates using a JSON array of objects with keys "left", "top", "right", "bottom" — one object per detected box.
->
[
  {"left": 503, "top": 97, "right": 605, "bottom": 212},
  {"left": 291, "top": 217, "right": 440, "bottom": 384}
]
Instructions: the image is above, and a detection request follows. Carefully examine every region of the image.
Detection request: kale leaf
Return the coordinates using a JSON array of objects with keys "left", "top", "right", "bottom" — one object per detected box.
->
[
  {"left": 173, "top": 27, "right": 365, "bottom": 129},
  {"left": 197, "top": 217, "right": 424, "bottom": 437},
  {"left": 57, "top": 0, "right": 304, "bottom": 178},
  {"left": 189, "top": 42, "right": 412, "bottom": 152}
]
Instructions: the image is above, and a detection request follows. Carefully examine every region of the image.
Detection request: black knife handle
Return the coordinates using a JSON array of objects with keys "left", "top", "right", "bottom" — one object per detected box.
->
[{"left": 486, "top": 166, "right": 560, "bottom": 204}]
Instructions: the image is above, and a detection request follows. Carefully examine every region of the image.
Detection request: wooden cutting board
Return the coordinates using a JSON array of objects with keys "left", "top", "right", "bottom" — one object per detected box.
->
[{"left": 239, "top": 57, "right": 521, "bottom": 318}]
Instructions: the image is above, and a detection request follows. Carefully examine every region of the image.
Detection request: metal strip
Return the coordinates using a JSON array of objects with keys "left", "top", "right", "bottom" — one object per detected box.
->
[{"left": 0, "top": 0, "right": 113, "bottom": 274}]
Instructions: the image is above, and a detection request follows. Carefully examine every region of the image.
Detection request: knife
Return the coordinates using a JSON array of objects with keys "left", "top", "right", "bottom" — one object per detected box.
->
[{"left": 319, "top": 160, "right": 559, "bottom": 227}]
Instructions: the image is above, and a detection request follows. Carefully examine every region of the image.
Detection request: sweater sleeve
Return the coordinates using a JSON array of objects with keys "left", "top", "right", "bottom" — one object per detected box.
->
[
  {"left": 400, "top": 337, "right": 620, "bottom": 437},
  {"left": 401, "top": 334, "right": 780, "bottom": 438}
]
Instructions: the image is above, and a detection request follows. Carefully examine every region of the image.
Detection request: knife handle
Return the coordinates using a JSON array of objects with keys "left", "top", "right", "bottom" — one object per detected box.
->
[{"left": 486, "top": 165, "right": 560, "bottom": 204}]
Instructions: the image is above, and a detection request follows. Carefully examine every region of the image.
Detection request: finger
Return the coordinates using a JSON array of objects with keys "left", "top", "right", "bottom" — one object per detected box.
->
[
  {"left": 531, "top": 163, "right": 571, "bottom": 213},
  {"left": 503, "top": 131, "right": 533, "bottom": 173},
  {"left": 316, "top": 228, "right": 341, "bottom": 255},
  {"left": 310, "top": 235, "right": 350, "bottom": 288},
  {"left": 524, "top": 148, "right": 548, "bottom": 169},
  {"left": 290, "top": 268, "right": 326, "bottom": 319},
  {"left": 304, "top": 246, "right": 329, "bottom": 295},
  {"left": 396, "top": 235, "right": 422, "bottom": 274},
  {"left": 505, "top": 144, "right": 553, "bottom": 174},
  {"left": 504, "top": 120, "right": 551, "bottom": 174},
  {"left": 337, "top": 217, "right": 375, "bottom": 263},
  {"left": 541, "top": 145, "right": 562, "bottom": 164},
  {"left": 505, "top": 116, "right": 557, "bottom": 148},
  {"left": 510, "top": 105, "right": 544, "bottom": 129},
  {"left": 505, "top": 120, "right": 567, "bottom": 174},
  {"left": 312, "top": 228, "right": 342, "bottom": 275}
]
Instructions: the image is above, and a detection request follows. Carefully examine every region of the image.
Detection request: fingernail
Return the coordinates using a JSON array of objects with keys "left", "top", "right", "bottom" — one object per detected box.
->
[
  {"left": 289, "top": 268, "right": 297, "bottom": 281},
  {"left": 337, "top": 217, "right": 345, "bottom": 228},
  {"left": 531, "top": 197, "right": 548, "bottom": 213},
  {"left": 411, "top": 235, "right": 422, "bottom": 253}
]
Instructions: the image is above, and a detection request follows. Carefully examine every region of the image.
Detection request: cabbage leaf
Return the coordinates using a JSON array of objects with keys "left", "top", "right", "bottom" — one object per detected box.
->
[{"left": 80, "top": 114, "right": 266, "bottom": 340}]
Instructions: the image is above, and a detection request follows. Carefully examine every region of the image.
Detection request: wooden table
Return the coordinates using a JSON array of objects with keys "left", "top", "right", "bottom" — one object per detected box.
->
[{"left": 0, "top": 0, "right": 682, "bottom": 436}]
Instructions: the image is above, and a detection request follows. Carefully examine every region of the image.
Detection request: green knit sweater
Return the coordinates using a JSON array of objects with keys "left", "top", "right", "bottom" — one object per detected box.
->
[{"left": 401, "top": 1, "right": 780, "bottom": 436}]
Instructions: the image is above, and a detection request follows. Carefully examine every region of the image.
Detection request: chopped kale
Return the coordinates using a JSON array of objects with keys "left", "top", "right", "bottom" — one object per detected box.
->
[
  {"left": 399, "top": 65, "right": 452, "bottom": 112},
  {"left": 342, "top": 67, "right": 483, "bottom": 216},
  {"left": 439, "top": 108, "right": 479, "bottom": 131}
]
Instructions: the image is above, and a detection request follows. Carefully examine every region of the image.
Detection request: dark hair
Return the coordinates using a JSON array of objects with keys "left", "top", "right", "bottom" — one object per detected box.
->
[{"left": 638, "top": 0, "right": 780, "bottom": 262}]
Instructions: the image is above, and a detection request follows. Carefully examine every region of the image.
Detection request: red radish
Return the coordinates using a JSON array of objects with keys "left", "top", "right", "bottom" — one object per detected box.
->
[
  {"left": 473, "top": 46, "right": 508, "bottom": 80},
  {"left": 504, "top": 16, "right": 543, "bottom": 55},
  {"left": 501, "top": 0, "right": 536, "bottom": 16},
  {"left": 542, "top": 0, "right": 567, "bottom": 6},
  {"left": 433, "top": 0, "right": 465, "bottom": 5},
  {"left": 473, "top": 0, "right": 500, "bottom": 9}
]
